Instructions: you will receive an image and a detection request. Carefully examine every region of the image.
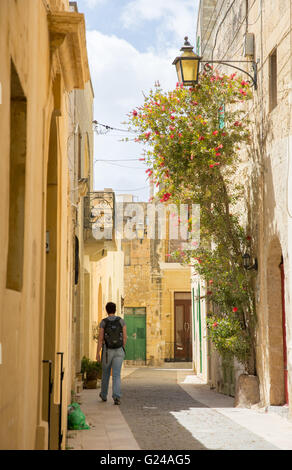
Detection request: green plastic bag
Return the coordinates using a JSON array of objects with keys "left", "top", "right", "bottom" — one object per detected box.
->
[{"left": 67, "top": 402, "right": 90, "bottom": 430}]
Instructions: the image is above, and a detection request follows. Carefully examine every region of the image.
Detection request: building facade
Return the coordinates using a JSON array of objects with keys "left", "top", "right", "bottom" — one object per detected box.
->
[
  {"left": 197, "top": 0, "right": 292, "bottom": 413},
  {"left": 0, "top": 0, "right": 91, "bottom": 449},
  {"left": 120, "top": 197, "right": 192, "bottom": 366}
]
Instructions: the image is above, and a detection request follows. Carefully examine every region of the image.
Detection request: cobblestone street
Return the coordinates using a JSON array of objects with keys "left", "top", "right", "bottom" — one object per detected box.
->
[{"left": 67, "top": 366, "right": 292, "bottom": 451}]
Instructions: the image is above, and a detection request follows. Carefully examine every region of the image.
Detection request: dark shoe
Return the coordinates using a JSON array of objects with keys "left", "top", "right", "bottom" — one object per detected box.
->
[
  {"left": 114, "top": 398, "right": 121, "bottom": 405},
  {"left": 99, "top": 393, "right": 107, "bottom": 402}
]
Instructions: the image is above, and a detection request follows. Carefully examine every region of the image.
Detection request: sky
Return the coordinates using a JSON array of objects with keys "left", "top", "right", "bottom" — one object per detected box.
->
[{"left": 77, "top": 0, "right": 199, "bottom": 201}]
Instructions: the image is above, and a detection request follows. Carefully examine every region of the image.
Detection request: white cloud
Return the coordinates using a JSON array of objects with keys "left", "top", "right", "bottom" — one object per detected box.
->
[
  {"left": 83, "top": 0, "right": 199, "bottom": 199},
  {"left": 121, "top": 0, "right": 198, "bottom": 47},
  {"left": 86, "top": 30, "right": 178, "bottom": 199},
  {"left": 83, "top": 0, "right": 105, "bottom": 9}
]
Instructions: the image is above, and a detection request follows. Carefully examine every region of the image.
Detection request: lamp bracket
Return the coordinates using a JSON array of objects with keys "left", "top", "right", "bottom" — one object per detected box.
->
[{"left": 201, "top": 60, "right": 257, "bottom": 90}]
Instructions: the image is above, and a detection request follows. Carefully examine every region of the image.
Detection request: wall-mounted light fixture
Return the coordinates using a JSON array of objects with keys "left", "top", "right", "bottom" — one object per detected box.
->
[
  {"left": 136, "top": 222, "right": 145, "bottom": 244},
  {"left": 242, "top": 252, "right": 258, "bottom": 271},
  {"left": 173, "top": 37, "right": 257, "bottom": 89}
]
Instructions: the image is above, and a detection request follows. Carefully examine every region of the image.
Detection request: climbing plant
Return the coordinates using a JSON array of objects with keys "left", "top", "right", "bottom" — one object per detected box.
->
[{"left": 126, "top": 68, "right": 256, "bottom": 373}]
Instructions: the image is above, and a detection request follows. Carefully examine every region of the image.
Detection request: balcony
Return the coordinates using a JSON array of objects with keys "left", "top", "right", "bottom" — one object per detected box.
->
[{"left": 83, "top": 191, "right": 117, "bottom": 260}]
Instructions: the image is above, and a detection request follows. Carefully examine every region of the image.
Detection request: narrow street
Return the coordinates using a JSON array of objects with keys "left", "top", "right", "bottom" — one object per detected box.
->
[{"left": 67, "top": 366, "right": 292, "bottom": 451}]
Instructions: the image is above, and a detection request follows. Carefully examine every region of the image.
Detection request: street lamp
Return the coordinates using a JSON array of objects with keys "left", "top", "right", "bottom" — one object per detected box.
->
[
  {"left": 172, "top": 37, "right": 201, "bottom": 86},
  {"left": 136, "top": 222, "right": 145, "bottom": 244},
  {"left": 173, "top": 37, "right": 257, "bottom": 89},
  {"left": 242, "top": 252, "right": 258, "bottom": 271}
]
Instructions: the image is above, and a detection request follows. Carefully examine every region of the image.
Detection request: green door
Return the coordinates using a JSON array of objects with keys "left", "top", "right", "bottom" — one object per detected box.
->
[{"left": 124, "top": 308, "right": 146, "bottom": 361}]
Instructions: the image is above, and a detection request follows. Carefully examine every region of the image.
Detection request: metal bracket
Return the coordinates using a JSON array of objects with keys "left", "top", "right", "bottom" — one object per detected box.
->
[{"left": 202, "top": 60, "right": 257, "bottom": 90}]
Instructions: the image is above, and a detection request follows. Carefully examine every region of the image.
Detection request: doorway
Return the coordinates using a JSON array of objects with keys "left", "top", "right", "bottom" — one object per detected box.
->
[
  {"left": 124, "top": 307, "right": 146, "bottom": 361},
  {"left": 267, "top": 238, "right": 288, "bottom": 405},
  {"left": 174, "top": 292, "right": 192, "bottom": 361}
]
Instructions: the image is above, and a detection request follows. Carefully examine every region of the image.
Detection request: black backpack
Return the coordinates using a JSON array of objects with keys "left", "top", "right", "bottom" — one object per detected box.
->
[{"left": 103, "top": 317, "right": 123, "bottom": 349}]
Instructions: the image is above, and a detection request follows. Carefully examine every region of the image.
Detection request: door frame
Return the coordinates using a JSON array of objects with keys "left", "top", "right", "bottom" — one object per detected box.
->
[{"left": 174, "top": 292, "right": 192, "bottom": 361}]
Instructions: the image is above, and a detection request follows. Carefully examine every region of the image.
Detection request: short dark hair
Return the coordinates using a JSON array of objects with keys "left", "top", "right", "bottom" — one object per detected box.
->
[{"left": 106, "top": 302, "right": 116, "bottom": 314}]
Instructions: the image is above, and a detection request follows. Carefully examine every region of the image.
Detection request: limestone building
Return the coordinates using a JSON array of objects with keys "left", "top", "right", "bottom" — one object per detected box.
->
[
  {"left": 196, "top": 0, "right": 292, "bottom": 413},
  {"left": 120, "top": 197, "right": 192, "bottom": 366},
  {"left": 0, "top": 0, "right": 91, "bottom": 449}
]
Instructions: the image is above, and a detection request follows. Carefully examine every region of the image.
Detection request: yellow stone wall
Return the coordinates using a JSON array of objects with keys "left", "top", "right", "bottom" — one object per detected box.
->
[
  {"left": 123, "top": 237, "right": 191, "bottom": 365},
  {"left": 0, "top": 0, "right": 90, "bottom": 449}
]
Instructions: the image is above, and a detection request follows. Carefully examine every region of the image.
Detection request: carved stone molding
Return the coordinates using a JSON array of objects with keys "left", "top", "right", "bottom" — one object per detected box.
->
[{"left": 48, "top": 11, "right": 90, "bottom": 91}]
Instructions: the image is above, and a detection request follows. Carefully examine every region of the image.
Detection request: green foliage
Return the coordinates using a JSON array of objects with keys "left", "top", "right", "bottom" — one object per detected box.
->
[
  {"left": 126, "top": 69, "right": 256, "bottom": 371},
  {"left": 207, "top": 315, "right": 250, "bottom": 364},
  {"left": 81, "top": 356, "right": 102, "bottom": 380}
]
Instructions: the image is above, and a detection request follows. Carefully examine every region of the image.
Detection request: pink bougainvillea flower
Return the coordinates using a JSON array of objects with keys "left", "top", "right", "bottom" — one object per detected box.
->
[
  {"left": 232, "top": 307, "right": 238, "bottom": 312},
  {"left": 170, "top": 115, "right": 175, "bottom": 120},
  {"left": 222, "top": 132, "right": 226, "bottom": 136},
  {"left": 139, "top": 158, "right": 145, "bottom": 161},
  {"left": 239, "top": 88, "right": 247, "bottom": 96},
  {"left": 132, "top": 110, "right": 138, "bottom": 117},
  {"left": 199, "top": 136, "right": 205, "bottom": 141},
  {"left": 145, "top": 131, "right": 151, "bottom": 139},
  {"left": 212, "top": 130, "right": 219, "bottom": 135},
  {"left": 178, "top": 132, "right": 182, "bottom": 137},
  {"left": 215, "top": 162, "right": 220, "bottom": 166},
  {"left": 212, "top": 322, "right": 218, "bottom": 328},
  {"left": 161, "top": 105, "right": 165, "bottom": 111},
  {"left": 166, "top": 253, "right": 171, "bottom": 257},
  {"left": 215, "top": 144, "right": 223, "bottom": 150},
  {"left": 241, "top": 80, "right": 248, "bottom": 87},
  {"left": 209, "top": 164, "right": 214, "bottom": 168},
  {"left": 234, "top": 121, "right": 242, "bottom": 127},
  {"left": 170, "top": 134, "right": 174, "bottom": 139},
  {"left": 207, "top": 291, "right": 213, "bottom": 295},
  {"left": 193, "top": 101, "right": 198, "bottom": 105},
  {"left": 169, "top": 125, "right": 175, "bottom": 130},
  {"left": 215, "top": 152, "right": 221, "bottom": 157},
  {"left": 160, "top": 192, "right": 172, "bottom": 203},
  {"left": 209, "top": 279, "right": 213, "bottom": 284}
]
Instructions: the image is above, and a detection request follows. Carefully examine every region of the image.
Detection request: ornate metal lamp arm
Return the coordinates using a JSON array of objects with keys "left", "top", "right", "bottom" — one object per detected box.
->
[{"left": 202, "top": 60, "right": 257, "bottom": 90}]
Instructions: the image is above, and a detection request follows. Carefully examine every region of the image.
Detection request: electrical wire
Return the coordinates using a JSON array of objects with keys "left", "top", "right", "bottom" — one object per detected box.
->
[
  {"left": 94, "top": 158, "right": 141, "bottom": 161},
  {"left": 113, "top": 186, "right": 149, "bottom": 192},
  {"left": 95, "top": 161, "right": 145, "bottom": 169},
  {"left": 93, "top": 121, "right": 138, "bottom": 134}
]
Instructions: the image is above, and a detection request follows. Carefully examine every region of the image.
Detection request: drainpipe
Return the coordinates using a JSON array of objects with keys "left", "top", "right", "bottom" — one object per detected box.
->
[{"left": 57, "top": 352, "right": 64, "bottom": 450}]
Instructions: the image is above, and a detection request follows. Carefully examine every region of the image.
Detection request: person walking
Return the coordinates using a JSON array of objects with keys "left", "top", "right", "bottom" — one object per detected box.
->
[{"left": 96, "top": 302, "right": 127, "bottom": 405}]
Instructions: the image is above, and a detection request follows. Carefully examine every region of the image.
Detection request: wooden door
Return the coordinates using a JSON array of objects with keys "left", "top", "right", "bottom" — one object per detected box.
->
[
  {"left": 174, "top": 293, "right": 192, "bottom": 361},
  {"left": 124, "top": 308, "right": 146, "bottom": 361}
]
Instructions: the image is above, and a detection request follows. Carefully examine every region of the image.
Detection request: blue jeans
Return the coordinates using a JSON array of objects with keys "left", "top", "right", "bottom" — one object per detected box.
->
[{"left": 101, "top": 346, "right": 125, "bottom": 400}]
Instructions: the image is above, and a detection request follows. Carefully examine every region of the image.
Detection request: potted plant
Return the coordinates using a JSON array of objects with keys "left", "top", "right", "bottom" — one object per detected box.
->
[{"left": 81, "top": 356, "right": 102, "bottom": 389}]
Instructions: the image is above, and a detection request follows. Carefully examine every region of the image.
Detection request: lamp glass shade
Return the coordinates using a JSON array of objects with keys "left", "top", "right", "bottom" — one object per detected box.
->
[
  {"left": 242, "top": 252, "right": 250, "bottom": 268},
  {"left": 173, "top": 49, "right": 201, "bottom": 86},
  {"left": 181, "top": 52, "right": 200, "bottom": 84},
  {"left": 136, "top": 223, "right": 144, "bottom": 240}
]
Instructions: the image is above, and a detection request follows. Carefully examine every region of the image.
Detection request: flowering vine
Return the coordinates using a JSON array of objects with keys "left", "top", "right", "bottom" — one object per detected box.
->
[{"left": 126, "top": 68, "right": 256, "bottom": 372}]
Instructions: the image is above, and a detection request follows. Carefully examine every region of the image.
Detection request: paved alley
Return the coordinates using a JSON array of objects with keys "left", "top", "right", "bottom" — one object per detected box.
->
[{"left": 67, "top": 366, "right": 292, "bottom": 451}]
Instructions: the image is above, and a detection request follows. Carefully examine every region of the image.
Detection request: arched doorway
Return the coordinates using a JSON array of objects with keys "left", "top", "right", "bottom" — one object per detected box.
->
[{"left": 267, "top": 237, "right": 288, "bottom": 405}]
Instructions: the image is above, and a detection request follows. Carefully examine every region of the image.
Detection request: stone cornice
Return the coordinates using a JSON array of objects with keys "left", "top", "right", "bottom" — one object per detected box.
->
[{"left": 48, "top": 11, "right": 90, "bottom": 91}]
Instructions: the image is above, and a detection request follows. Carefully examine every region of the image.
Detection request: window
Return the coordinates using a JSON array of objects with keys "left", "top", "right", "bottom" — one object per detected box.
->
[
  {"left": 6, "top": 60, "right": 27, "bottom": 291},
  {"left": 269, "top": 48, "right": 277, "bottom": 112}
]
